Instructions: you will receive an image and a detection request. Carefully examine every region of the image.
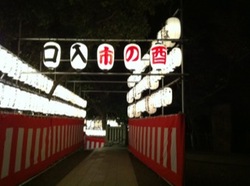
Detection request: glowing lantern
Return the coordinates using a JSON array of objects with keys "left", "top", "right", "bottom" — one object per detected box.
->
[
  {"left": 145, "top": 96, "right": 157, "bottom": 114},
  {"left": 126, "top": 89, "right": 134, "bottom": 103},
  {"left": 164, "top": 17, "right": 181, "bottom": 47},
  {"left": 70, "top": 42, "right": 88, "bottom": 70},
  {"left": 162, "top": 87, "right": 173, "bottom": 106},
  {"left": 150, "top": 44, "right": 167, "bottom": 71},
  {"left": 127, "top": 74, "right": 141, "bottom": 88},
  {"left": 97, "top": 43, "right": 114, "bottom": 70},
  {"left": 169, "top": 47, "right": 182, "bottom": 67},
  {"left": 124, "top": 43, "right": 141, "bottom": 71},
  {"left": 43, "top": 42, "right": 61, "bottom": 69}
]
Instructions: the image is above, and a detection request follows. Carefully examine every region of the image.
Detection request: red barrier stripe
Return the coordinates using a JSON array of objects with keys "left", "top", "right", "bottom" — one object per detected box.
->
[
  {"left": 128, "top": 114, "right": 185, "bottom": 186},
  {"left": 0, "top": 113, "right": 84, "bottom": 186}
]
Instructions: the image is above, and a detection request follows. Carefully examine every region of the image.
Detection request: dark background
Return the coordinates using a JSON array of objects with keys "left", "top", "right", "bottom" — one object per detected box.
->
[{"left": 0, "top": 0, "right": 250, "bottom": 153}]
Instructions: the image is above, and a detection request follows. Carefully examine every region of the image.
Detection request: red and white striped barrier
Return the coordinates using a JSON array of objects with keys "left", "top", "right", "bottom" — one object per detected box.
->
[
  {"left": 128, "top": 114, "right": 185, "bottom": 186},
  {"left": 84, "top": 136, "right": 105, "bottom": 150},
  {"left": 0, "top": 113, "right": 84, "bottom": 186}
]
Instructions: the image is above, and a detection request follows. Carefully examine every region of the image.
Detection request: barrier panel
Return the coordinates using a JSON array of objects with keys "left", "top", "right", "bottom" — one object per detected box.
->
[
  {"left": 106, "top": 125, "right": 127, "bottom": 146},
  {"left": 128, "top": 114, "right": 185, "bottom": 186},
  {"left": 84, "top": 136, "right": 105, "bottom": 150},
  {"left": 0, "top": 113, "right": 84, "bottom": 186}
]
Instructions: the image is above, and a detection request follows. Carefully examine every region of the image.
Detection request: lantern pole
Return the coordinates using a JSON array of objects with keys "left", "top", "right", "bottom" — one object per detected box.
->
[{"left": 180, "top": 0, "right": 185, "bottom": 114}]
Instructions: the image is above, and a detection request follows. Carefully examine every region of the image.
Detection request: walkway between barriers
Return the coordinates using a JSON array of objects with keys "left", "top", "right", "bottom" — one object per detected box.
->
[{"left": 57, "top": 147, "right": 138, "bottom": 186}]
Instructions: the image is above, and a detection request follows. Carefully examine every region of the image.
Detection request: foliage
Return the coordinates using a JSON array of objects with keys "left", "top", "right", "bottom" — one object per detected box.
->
[{"left": 0, "top": 0, "right": 171, "bottom": 124}]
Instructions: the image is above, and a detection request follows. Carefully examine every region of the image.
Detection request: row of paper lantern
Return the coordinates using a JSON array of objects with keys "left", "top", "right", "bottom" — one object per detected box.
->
[
  {"left": 43, "top": 17, "right": 181, "bottom": 71},
  {"left": 126, "top": 17, "right": 181, "bottom": 117},
  {"left": 127, "top": 73, "right": 163, "bottom": 103},
  {"left": 43, "top": 43, "right": 181, "bottom": 72},
  {"left": 126, "top": 47, "right": 182, "bottom": 103},
  {"left": 0, "top": 45, "right": 87, "bottom": 109},
  {"left": 127, "top": 87, "right": 172, "bottom": 118},
  {"left": 0, "top": 82, "right": 86, "bottom": 118}
]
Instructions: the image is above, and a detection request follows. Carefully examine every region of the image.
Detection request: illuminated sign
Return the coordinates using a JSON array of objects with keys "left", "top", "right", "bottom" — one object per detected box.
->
[
  {"left": 70, "top": 42, "right": 88, "bottom": 70},
  {"left": 97, "top": 43, "right": 115, "bottom": 70},
  {"left": 43, "top": 42, "right": 61, "bottom": 69},
  {"left": 150, "top": 44, "right": 167, "bottom": 71},
  {"left": 124, "top": 43, "right": 141, "bottom": 71}
]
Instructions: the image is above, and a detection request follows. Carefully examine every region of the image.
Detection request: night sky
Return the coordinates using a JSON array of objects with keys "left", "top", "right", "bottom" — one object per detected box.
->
[{"left": 1, "top": 0, "right": 250, "bottom": 153}]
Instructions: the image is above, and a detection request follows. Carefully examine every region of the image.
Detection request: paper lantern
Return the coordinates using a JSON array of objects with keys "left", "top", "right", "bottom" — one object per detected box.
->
[
  {"left": 97, "top": 43, "right": 114, "bottom": 70},
  {"left": 145, "top": 96, "right": 157, "bottom": 114},
  {"left": 127, "top": 74, "right": 141, "bottom": 88},
  {"left": 164, "top": 17, "right": 181, "bottom": 47},
  {"left": 150, "top": 44, "right": 167, "bottom": 71},
  {"left": 169, "top": 47, "right": 182, "bottom": 67},
  {"left": 126, "top": 89, "right": 134, "bottom": 103},
  {"left": 124, "top": 43, "right": 141, "bottom": 71},
  {"left": 161, "top": 87, "right": 173, "bottom": 106},
  {"left": 43, "top": 42, "right": 61, "bottom": 69},
  {"left": 70, "top": 42, "right": 88, "bottom": 70}
]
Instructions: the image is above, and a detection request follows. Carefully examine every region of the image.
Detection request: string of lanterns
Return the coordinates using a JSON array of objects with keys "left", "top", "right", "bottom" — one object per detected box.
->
[
  {"left": 126, "top": 17, "right": 182, "bottom": 118},
  {"left": 41, "top": 16, "right": 181, "bottom": 118},
  {"left": 0, "top": 45, "right": 87, "bottom": 118}
]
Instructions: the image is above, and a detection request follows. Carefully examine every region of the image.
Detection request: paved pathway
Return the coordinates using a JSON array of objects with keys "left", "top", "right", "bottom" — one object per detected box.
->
[{"left": 57, "top": 147, "right": 138, "bottom": 186}]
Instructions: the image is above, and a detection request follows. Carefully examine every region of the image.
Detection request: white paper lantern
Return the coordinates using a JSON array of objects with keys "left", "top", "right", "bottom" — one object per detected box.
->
[
  {"left": 124, "top": 43, "right": 141, "bottom": 71},
  {"left": 150, "top": 44, "right": 167, "bottom": 71},
  {"left": 169, "top": 47, "right": 182, "bottom": 67},
  {"left": 70, "top": 42, "right": 88, "bottom": 70},
  {"left": 97, "top": 43, "right": 114, "bottom": 70},
  {"left": 162, "top": 87, "right": 173, "bottom": 106},
  {"left": 43, "top": 42, "right": 61, "bottom": 69},
  {"left": 164, "top": 17, "right": 181, "bottom": 47}
]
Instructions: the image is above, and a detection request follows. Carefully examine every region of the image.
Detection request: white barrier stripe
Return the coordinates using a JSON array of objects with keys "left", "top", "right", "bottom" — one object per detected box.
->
[
  {"left": 129, "top": 125, "right": 134, "bottom": 148},
  {"left": 73, "top": 125, "right": 75, "bottom": 145},
  {"left": 143, "top": 127, "right": 146, "bottom": 156},
  {"left": 140, "top": 126, "right": 143, "bottom": 153},
  {"left": 15, "top": 128, "right": 24, "bottom": 172},
  {"left": 138, "top": 127, "right": 140, "bottom": 152},
  {"left": 66, "top": 125, "right": 69, "bottom": 148},
  {"left": 61, "top": 126, "right": 65, "bottom": 150},
  {"left": 157, "top": 127, "right": 161, "bottom": 164},
  {"left": 90, "top": 141, "right": 94, "bottom": 149},
  {"left": 138, "top": 126, "right": 141, "bottom": 151},
  {"left": 163, "top": 128, "right": 168, "bottom": 167},
  {"left": 151, "top": 127, "right": 155, "bottom": 161},
  {"left": 134, "top": 126, "right": 137, "bottom": 149},
  {"left": 25, "top": 129, "right": 33, "bottom": 169},
  {"left": 132, "top": 126, "right": 136, "bottom": 149},
  {"left": 134, "top": 126, "right": 136, "bottom": 149},
  {"left": 41, "top": 128, "right": 47, "bottom": 161},
  {"left": 65, "top": 125, "right": 68, "bottom": 149},
  {"left": 1, "top": 128, "right": 13, "bottom": 178},
  {"left": 48, "top": 127, "right": 51, "bottom": 158},
  {"left": 52, "top": 126, "right": 56, "bottom": 155},
  {"left": 96, "top": 142, "right": 100, "bottom": 148},
  {"left": 77, "top": 125, "right": 80, "bottom": 144},
  {"left": 86, "top": 141, "right": 90, "bottom": 149},
  {"left": 68, "top": 126, "right": 72, "bottom": 147},
  {"left": 131, "top": 125, "right": 134, "bottom": 148},
  {"left": 171, "top": 128, "right": 177, "bottom": 173},
  {"left": 75, "top": 125, "right": 77, "bottom": 145},
  {"left": 34, "top": 128, "right": 41, "bottom": 165},
  {"left": 133, "top": 126, "right": 135, "bottom": 148},
  {"left": 71, "top": 125, "right": 73, "bottom": 146},
  {"left": 73, "top": 125, "right": 75, "bottom": 146},
  {"left": 57, "top": 126, "right": 61, "bottom": 152},
  {"left": 76, "top": 125, "right": 79, "bottom": 144},
  {"left": 137, "top": 126, "right": 140, "bottom": 151},
  {"left": 147, "top": 127, "right": 150, "bottom": 158},
  {"left": 101, "top": 142, "right": 104, "bottom": 148}
]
